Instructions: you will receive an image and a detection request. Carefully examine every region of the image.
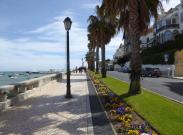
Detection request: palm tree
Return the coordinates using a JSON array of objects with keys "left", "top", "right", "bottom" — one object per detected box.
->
[
  {"left": 87, "top": 34, "right": 96, "bottom": 71},
  {"left": 88, "top": 15, "right": 100, "bottom": 74},
  {"left": 88, "top": 7, "right": 117, "bottom": 77},
  {"left": 85, "top": 50, "right": 95, "bottom": 70},
  {"left": 96, "top": 6, "right": 117, "bottom": 78},
  {"left": 86, "top": 42, "right": 95, "bottom": 71},
  {"left": 100, "top": 0, "right": 163, "bottom": 94}
]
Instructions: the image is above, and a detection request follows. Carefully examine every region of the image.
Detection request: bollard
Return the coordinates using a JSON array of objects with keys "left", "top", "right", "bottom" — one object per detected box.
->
[
  {"left": 18, "top": 84, "right": 27, "bottom": 93},
  {"left": 0, "top": 92, "right": 7, "bottom": 102}
]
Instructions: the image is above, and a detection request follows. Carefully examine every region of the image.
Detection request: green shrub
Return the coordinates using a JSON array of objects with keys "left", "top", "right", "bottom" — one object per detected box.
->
[
  {"left": 116, "top": 34, "right": 183, "bottom": 65},
  {"left": 142, "top": 50, "right": 176, "bottom": 64}
]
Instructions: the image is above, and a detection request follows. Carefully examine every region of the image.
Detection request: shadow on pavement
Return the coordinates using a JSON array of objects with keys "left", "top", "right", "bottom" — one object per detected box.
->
[
  {"left": 164, "top": 81, "right": 183, "bottom": 96},
  {"left": 0, "top": 79, "right": 113, "bottom": 135},
  {"left": 62, "top": 78, "right": 89, "bottom": 83}
]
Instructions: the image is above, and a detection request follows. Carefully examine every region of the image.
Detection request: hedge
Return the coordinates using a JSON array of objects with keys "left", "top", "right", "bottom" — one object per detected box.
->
[
  {"left": 142, "top": 49, "right": 176, "bottom": 64},
  {"left": 117, "top": 34, "right": 183, "bottom": 65}
]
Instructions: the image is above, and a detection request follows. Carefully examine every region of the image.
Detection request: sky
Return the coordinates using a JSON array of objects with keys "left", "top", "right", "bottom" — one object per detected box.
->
[{"left": 0, "top": 0, "right": 181, "bottom": 71}]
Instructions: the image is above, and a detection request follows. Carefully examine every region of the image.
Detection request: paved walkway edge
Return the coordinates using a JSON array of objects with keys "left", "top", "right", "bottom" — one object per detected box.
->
[
  {"left": 85, "top": 76, "right": 95, "bottom": 135},
  {"left": 87, "top": 74, "right": 117, "bottom": 135}
]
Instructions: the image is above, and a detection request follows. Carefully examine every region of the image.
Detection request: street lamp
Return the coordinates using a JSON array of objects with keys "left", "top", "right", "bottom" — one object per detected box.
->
[
  {"left": 63, "top": 17, "right": 72, "bottom": 98},
  {"left": 81, "top": 58, "right": 84, "bottom": 67}
]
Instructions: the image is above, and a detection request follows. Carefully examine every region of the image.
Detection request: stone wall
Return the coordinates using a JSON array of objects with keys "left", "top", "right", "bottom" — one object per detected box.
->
[
  {"left": 0, "top": 73, "right": 62, "bottom": 111},
  {"left": 175, "top": 50, "right": 183, "bottom": 77}
]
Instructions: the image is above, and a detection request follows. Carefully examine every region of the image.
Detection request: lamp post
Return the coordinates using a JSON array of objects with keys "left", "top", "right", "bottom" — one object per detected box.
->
[
  {"left": 82, "top": 58, "right": 84, "bottom": 67},
  {"left": 63, "top": 17, "right": 72, "bottom": 98}
]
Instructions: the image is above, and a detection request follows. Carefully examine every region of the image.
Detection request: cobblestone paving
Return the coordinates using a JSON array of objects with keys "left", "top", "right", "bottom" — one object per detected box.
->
[{"left": 0, "top": 74, "right": 93, "bottom": 135}]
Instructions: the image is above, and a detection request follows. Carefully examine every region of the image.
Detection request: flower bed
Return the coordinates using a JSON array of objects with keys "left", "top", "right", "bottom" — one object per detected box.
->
[{"left": 88, "top": 71, "right": 158, "bottom": 135}]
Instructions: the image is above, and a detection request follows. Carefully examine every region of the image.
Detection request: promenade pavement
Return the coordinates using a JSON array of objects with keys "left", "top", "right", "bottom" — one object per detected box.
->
[{"left": 0, "top": 74, "right": 94, "bottom": 135}]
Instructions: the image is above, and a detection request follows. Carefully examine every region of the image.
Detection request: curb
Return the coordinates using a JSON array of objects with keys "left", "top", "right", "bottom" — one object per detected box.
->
[
  {"left": 99, "top": 76, "right": 161, "bottom": 135},
  {"left": 87, "top": 73, "right": 117, "bottom": 135},
  {"left": 109, "top": 75, "right": 183, "bottom": 105},
  {"left": 173, "top": 77, "right": 183, "bottom": 81}
]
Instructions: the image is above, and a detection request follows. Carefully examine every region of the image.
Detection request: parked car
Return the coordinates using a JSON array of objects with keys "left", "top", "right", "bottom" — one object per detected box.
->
[
  {"left": 118, "top": 67, "right": 131, "bottom": 73},
  {"left": 107, "top": 64, "right": 114, "bottom": 71},
  {"left": 123, "top": 68, "right": 131, "bottom": 73},
  {"left": 141, "top": 67, "right": 161, "bottom": 77},
  {"left": 118, "top": 68, "right": 123, "bottom": 72}
]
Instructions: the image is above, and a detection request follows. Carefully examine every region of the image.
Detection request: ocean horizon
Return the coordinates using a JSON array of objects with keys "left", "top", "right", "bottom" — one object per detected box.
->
[{"left": 0, "top": 71, "right": 49, "bottom": 87}]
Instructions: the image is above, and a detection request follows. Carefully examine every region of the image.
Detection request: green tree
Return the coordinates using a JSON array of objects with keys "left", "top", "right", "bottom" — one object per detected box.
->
[
  {"left": 88, "top": 6, "right": 117, "bottom": 77},
  {"left": 100, "top": 0, "right": 164, "bottom": 94},
  {"left": 86, "top": 41, "right": 95, "bottom": 71},
  {"left": 96, "top": 6, "right": 117, "bottom": 78},
  {"left": 88, "top": 15, "right": 100, "bottom": 74}
]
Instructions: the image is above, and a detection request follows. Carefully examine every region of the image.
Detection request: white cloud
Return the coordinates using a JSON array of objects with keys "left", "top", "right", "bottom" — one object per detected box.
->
[
  {"left": 0, "top": 9, "right": 88, "bottom": 71},
  {"left": 162, "top": 0, "right": 180, "bottom": 11},
  {"left": 106, "top": 33, "right": 123, "bottom": 59},
  {"left": 81, "top": 3, "right": 99, "bottom": 9},
  {"left": 1, "top": 1, "right": 180, "bottom": 71}
]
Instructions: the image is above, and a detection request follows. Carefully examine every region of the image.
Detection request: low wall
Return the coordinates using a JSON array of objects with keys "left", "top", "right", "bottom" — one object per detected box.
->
[
  {"left": 175, "top": 64, "right": 183, "bottom": 76},
  {"left": 175, "top": 50, "right": 183, "bottom": 77},
  {"left": 0, "top": 73, "right": 62, "bottom": 111}
]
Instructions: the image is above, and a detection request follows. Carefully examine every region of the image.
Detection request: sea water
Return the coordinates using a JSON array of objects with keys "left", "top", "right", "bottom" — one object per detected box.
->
[{"left": 0, "top": 72, "right": 48, "bottom": 86}]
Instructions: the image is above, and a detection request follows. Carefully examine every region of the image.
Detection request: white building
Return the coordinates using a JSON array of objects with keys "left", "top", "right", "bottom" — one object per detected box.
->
[
  {"left": 116, "top": 0, "right": 183, "bottom": 61},
  {"left": 155, "top": 1, "right": 183, "bottom": 44},
  {"left": 113, "top": 43, "right": 125, "bottom": 61},
  {"left": 123, "top": 28, "right": 155, "bottom": 53},
  {"left": 140, "top": 28, "right": 155, "bottom": 49}
]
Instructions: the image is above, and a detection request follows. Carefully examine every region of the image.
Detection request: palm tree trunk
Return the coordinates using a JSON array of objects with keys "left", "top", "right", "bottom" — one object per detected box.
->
[
  {"left": 128, "top": 0, "right": 142, "bottom": 95},
  {"left": 91, "top": 48, "right": 95, "bottom": 71},
  {"left": 96, "top": 46, "right": 99, "bottom": 73},
  {"left": 101, "top": 44, "right": 106, "bottom": 78}
]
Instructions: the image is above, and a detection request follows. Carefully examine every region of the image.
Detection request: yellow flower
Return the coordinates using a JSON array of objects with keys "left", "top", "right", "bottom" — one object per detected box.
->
[
  {"left": 127, "top": 130, "right": 140, "bottom": 135},
  {"left": 116, "top": 116, "right": 124, "bottom": 122},
  {"left": 111, "top": 103, "right": 118, "bottom": 109},
  {"left": 110, "top": 110, "right": 116, "bottom": 116},
  {"left": 125, "top": 107, "right": 133, "bottom": 113},
  {"left": 124, "top": 114, "right": 133, "bottom": 121},
  {"left": 118, "top": 102, "right": 125, "bottom": 107}
]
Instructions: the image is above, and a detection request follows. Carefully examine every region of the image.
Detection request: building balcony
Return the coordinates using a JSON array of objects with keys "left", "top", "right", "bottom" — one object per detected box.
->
[{"left": 156, "top": 24, "right": 179, "bottom": 33}]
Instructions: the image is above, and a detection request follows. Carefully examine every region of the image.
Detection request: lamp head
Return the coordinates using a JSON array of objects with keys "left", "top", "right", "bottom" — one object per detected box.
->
[{"left": 63, "top": 17, "right": 72, "bottom": 31}]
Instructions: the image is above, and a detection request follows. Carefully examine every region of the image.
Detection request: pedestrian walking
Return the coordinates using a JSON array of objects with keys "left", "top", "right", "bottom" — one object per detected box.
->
[{"left": 75, "top": 66, "right": 78, "bottom": 74}]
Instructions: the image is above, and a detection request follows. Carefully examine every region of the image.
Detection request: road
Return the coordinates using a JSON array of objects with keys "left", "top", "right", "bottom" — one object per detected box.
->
[{"left": 108, "top": 71, "right": 183, "bottom": 103}]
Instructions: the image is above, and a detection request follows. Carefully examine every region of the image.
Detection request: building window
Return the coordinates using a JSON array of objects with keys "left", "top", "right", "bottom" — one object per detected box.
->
[
  {"left": 164, "top": 31, "right": 174, "bottom": 42},
  {"left": 172, "top": 18, "right": 176, "bottom": 24},
  {"left": 159, "top": 20, "right": 162, "bottom": 27},
  {"left": 161, "top": 33, "right": 164, "bottom": 43},
  {"left": 166, "top": 19, "right": 171, "bottom": 25},
  {"left": 139, "top": 40, "right": 142, "bottom": 44},
  {"left": 181, "top": 12, "right": 183, "bottom": 23},
  {"left": 162, "top": 20, "right": 166, "bottom": 26}
]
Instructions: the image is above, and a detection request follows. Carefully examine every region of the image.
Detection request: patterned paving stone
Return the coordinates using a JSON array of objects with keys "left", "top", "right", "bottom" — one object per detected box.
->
[{"left": 0, "top": 74, "right": 93, "bottom": 135}]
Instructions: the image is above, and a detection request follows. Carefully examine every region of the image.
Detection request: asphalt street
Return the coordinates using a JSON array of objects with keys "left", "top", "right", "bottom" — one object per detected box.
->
[{"left": 108, "top": 71, "right": 183, "bottom": 103}]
